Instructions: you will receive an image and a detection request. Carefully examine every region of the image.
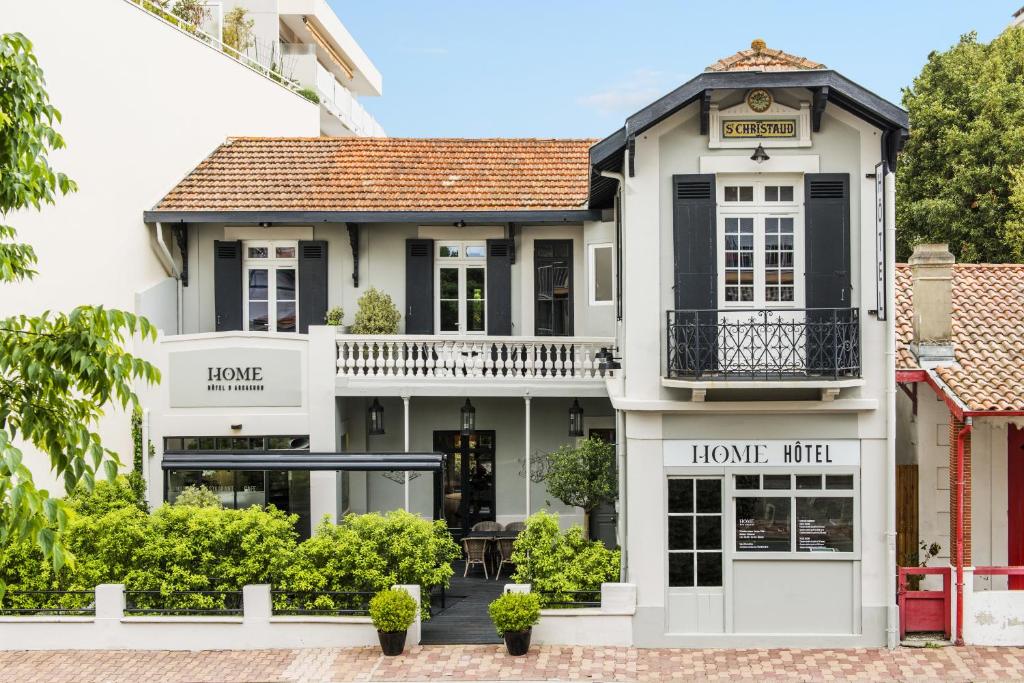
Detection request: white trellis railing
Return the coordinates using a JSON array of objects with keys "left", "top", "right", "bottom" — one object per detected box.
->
[{"left": 336, "top": 335, "right": 615, "bottom": 381}]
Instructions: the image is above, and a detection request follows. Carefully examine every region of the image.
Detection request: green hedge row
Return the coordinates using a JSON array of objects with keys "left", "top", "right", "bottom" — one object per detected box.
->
[{"left": 0, "top": 478, "right": 459, "bottom": 616}]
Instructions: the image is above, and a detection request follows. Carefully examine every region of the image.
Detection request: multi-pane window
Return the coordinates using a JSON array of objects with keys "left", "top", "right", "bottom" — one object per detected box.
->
[
  {"left": 436, "top": 242, "right": 486, "bottom": 334},
  {"left": 724, "top": 218, "right": 755, "bottom": 302},
  {"left": 764, "top": 217, "right": 795, "bottom": 302},
  {"left": 243, "top": 241, "right": 297, "bottom": 332},
  {"left": 668, "top": 478, "right": 723, "bottom": 587},
  {"left": 718, "top": 179, "right": 801, "bottom": 308}
]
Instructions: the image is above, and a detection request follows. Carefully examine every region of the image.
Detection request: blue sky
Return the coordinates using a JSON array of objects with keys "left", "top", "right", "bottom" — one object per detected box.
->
[{"left": 330, "top": 1, "right": 1016, "bottom": 139}]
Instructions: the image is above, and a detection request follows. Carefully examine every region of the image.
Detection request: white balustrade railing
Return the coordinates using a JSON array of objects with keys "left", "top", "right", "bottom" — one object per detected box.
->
[{"left": 336, "top": 335, "right": 614, "bottom": 381}]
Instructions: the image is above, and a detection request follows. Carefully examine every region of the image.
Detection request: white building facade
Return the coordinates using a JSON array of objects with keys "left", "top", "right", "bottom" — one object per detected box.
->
[{"left": 135, "top": 42, "right": 908, "bottom": 647}]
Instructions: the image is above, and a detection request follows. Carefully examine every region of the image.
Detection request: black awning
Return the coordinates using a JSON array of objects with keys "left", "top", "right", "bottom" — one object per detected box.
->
[{"left": 161, "top": 451, "right": 445, "bottom": 472}]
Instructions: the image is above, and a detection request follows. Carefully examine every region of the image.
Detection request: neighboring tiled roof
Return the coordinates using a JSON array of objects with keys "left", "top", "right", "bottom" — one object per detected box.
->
[
  {"left": 154, "top": 137, "right": 596, "bottom": 212},
  {"left": 706, "top": 39, "right": 824, "bottom": 73},
  {"left": 895, "top": 264, "right": 916, "bottom": 371},
  {"left": 897, "top": 264, "right": 1024, "bottom": 412}
]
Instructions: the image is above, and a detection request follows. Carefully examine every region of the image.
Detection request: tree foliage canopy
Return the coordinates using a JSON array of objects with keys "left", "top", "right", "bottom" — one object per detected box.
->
[
  {"left": 0, "top": 33, "right": 158, "bottom": 591},
  {"left": 543, "top": 436, "right": 617, "bottom": 517},
  {"left": 898, "top": 28, "right": 1024, "bottom": 262}
]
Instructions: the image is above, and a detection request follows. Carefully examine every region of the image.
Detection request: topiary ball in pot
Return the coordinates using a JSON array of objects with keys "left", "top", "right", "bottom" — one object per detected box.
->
[
  {"left": 369, "top": 588, "right": 417, "bottom": 656},
  {"left": 488, "top": 591, "right": 540, "bottom": 656}
]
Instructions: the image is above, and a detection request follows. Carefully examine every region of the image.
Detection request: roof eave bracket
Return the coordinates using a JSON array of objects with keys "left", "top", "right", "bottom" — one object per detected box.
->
[
  {"left": 699, "top": 90, "right": 712, "bottom": 136},
  {"left": 812, "top": 86, "right": 829, "bottom": 133}
]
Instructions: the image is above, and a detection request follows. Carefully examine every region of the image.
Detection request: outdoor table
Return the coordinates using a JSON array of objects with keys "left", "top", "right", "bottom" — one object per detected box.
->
[{"left": 461, "top": 531, "right": 519, "bottom": 575}]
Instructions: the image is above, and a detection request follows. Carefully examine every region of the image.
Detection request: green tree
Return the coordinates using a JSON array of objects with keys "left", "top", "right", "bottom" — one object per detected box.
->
[
  {"left": 222, "top": 6, "right": 255, "bottom": 54},
  {"left": 898, "top": 28, "right": 1024, "bottom": 262},
  {"left": 542, "top": 436, "right": 617, "bottom": 539},
  {"left": 0, "top": 33, "right": 159, "bottom": 591}
]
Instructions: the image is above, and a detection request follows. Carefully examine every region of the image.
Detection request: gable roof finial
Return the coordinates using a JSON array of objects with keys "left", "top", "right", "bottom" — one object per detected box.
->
[{"left": 751, "top": 38, "right": 767, "bottom": 53}]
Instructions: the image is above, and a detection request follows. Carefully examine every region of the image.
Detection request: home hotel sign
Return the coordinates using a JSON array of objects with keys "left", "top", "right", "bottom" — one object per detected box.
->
[
  {"left": 169, "top": 348, "right": 301, "bottom": 408},
  {"left": 663, "top": 439, "right": 860, "bottom": 467}
]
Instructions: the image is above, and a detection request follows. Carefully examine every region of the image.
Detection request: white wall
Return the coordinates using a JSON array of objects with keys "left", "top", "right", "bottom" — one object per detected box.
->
[{"left": 0, "top": 0, "right": 319, "bottom": 490}]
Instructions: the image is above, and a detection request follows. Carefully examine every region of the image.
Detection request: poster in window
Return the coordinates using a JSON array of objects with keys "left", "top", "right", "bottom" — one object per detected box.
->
[
  {"left": 735, "top": 497, "right": 791, "bottom": 551},
  {"left": 796, "top": 497, "right": 854, "bottom": 552}
]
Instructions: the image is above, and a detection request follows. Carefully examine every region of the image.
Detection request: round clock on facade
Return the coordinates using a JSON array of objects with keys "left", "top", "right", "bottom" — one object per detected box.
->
[{"left": 746, "top": 88, "right": 772, "bottom": 113}]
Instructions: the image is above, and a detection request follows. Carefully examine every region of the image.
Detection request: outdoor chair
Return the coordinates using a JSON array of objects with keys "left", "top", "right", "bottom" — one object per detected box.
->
[
  {"left": 471, "top": 521, "right": 503, "bottom": 532},
  {"left": 494, "top": 537, "right": 516, "bottom": 580},
  {"left": 463, "top": 537, "right": 489, "bottom": 579},
  {"left": 503, "top": 521, "right": 526, "bottom": 534}
]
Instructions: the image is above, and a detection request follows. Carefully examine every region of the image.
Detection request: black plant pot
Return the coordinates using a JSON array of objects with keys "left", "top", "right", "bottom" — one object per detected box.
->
[
  {"left": 503, "top": 628, "right": 532, "bottom": 656},
  {"left": 377, "top": 629, "right": 407, "bottom": 656}
]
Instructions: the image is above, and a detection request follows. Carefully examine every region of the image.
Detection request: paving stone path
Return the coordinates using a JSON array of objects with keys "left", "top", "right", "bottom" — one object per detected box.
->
[{"left": 3, "top": 645, "right": 1024, "bottom": 682}]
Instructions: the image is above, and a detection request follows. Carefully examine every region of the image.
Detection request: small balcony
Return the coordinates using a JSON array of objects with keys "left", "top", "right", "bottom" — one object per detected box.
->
[
  {"left": 335, "top": 334, "right": 614, "bottom": 396},
  {"left": 665, "top": 308, "right": 861, "bottom": 385}
]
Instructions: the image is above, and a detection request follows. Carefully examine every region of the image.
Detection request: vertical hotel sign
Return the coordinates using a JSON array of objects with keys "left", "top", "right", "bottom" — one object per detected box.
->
[{"left": 874, "top": 161, "right": 887, "bottom": 320}]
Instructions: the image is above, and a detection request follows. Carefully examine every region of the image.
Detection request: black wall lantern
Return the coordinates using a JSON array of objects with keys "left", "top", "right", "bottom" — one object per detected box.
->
[
  {"left": 568, "top": 399, "right": 584, "bottom": 437},
  {"left": 750, "top": 144, "right": 770, "bottom": 164},
  {"left": 460, "top": 399, "right": 476, "bottom": 436},
  {"left": 367, "top": 398, "right": 385, "bottom": 436}
]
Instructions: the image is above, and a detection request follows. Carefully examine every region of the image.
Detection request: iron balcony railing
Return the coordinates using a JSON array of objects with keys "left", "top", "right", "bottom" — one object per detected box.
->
[{"left": 666, "top": 308, "right": 860, "bottom": 381}]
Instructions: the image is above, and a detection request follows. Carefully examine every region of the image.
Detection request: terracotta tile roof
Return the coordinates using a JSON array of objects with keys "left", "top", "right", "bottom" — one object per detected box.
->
[
  {"left": 896, "top": 263, "right": 1024, "bottom": 412},
  {"left": 895, "top": 264, "right": 916, "bottom": 371},
  {"left": 154, "top": 137, "right": 596, "bottom": 213},
  {"left": 706, "top": 39, "right": 824, "bottom": 73}
]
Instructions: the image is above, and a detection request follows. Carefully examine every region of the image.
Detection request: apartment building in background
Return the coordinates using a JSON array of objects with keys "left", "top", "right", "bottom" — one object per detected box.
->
[{"left": 0, "top": 0, "right": 384, "bottom": 488}]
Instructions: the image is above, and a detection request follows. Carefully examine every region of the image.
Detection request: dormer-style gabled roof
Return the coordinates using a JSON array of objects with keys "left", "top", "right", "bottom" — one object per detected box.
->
[
  {"left": 706, "top": 39, "right": 824, "bottom": 73},
  {"left": 589, "top": 41, "right": 909, "bottom": 209}
]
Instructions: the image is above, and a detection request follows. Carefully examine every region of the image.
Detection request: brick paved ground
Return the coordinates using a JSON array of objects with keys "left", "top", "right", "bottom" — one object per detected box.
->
[{"left": 2, "top": 645, "right": 1024, "bottom": 682}]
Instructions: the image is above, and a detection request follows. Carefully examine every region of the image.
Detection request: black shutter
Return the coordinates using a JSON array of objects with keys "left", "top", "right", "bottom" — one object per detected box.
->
[
  {"left": 804, "top": 173, "right": 851, "bottom": 376},
  {"left": 804, "top": 174, "right": 851, "bottom": 308},
  {"left": 671, "top": 175, "right": 717, "bottom": 376},
  {"left": 672, "top": 175, "right": 717, "bottom": 310},
  {"left": 486, "top": 239, "right": 513, "bottom": 335},
  {"left": 214, "top": 240, "right": 242, "bottom": 331},
  {"left": 405, "top": 239, "right": 434, "bottom": 334},
  {"left": 298, "top": 240, "right": 328, "bottom": 333}
]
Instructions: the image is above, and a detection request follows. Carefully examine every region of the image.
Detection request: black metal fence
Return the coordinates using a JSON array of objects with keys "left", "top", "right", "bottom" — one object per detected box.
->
[
  {"left": 535, "top": 589, "right": 601, "bottom": 609},
  {"left": 0, "top": 590, "right": 96, "bottom": 616},
  {"left": 123, "top": 590, "right": 243, "bottom": 616},
  {"left": 270, "top": 590, "right": 374, "bottom": 616},
  {"left": 666, "top": 308, "right": 861, "bottom": 381}
]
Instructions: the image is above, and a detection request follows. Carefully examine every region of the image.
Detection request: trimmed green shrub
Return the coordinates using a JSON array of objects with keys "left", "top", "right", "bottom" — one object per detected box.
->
[
  {"left": 279, "top": 510, "right": 459, "bottom": 617},
  {"left": 369, "top": 588, "right": 417, "bottom": 632},
  {"left": 66, "top": 476, "right": 147, "bottom": 517},
  {"left": 488, "top": 591, "right": 540, "bottom": 636},
  {"left": 350, "top": 287, "right": 400, "bottom": 334},
  {"left": 324, "top": 306, "right": 344, "bottom": 326},
  {"left": 543, "top": 436, "right": 617, "bottom": 538},
  {"left": 510, "top": 511, "right": 619, "bottom": 606},
  {"left": 173, "top": 485, "right": 222, "bottom": 508}
]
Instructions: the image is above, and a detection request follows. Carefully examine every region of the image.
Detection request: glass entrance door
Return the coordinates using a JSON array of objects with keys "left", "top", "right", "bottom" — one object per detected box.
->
[
  {"left": 434, "top": 430, "right": 496, "bottom": 537},
  {"left": 666, "top": 476, "right": 725, "bottom": 633}
]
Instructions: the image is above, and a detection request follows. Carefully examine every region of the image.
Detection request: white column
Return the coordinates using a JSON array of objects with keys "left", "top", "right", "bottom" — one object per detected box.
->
[
  {"left": 403, "top": 395, "right": 410, "bottom": 512},
  {"left": 524, "top": 395, "right": 532, "bottom": 516}
]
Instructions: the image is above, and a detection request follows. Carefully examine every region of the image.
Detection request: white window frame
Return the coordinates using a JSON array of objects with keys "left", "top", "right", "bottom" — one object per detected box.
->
[
  {"left": 730, "top": 470, "right": 859, "bottom": 558},
  {"left": 242, "top": 239, "right": 299, "bottom": 333},
  {"left": 666, "top": 475, "right": 725, "bottom": 592},
  {"left": 435, "top": 241, "right": 487, "bottom": 335},
  {"left": 716, "top": 175, "right": 804, "bottom": 309},
  {"left": 587, "top": 242, "right": 615, "bottom": 307}
]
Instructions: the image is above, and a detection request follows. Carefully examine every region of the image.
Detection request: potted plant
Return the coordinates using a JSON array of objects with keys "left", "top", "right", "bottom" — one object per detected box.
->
[
  {"left": 488, "top": 591, "right": 541, "bottom": 656},
  {"left": 369, "top": 588, "right": 417, "bottom": 656}
]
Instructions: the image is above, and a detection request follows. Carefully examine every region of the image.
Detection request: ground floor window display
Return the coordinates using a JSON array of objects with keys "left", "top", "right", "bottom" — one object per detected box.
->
[
  {"left": 662, "top": 439, "right": 862, "bottom": 636},
  {"left": 163, "top": 435, "right": 312, "bottom": 537}
]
